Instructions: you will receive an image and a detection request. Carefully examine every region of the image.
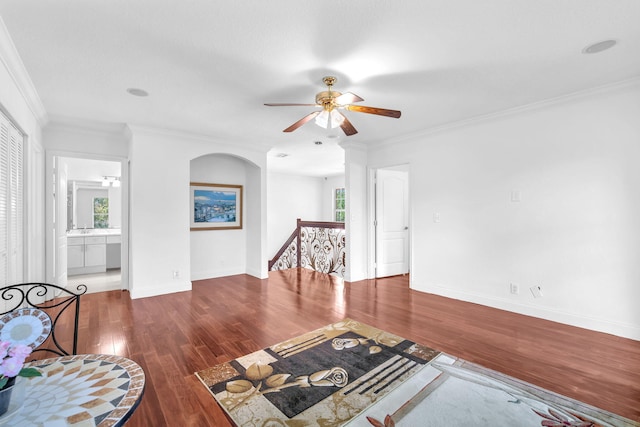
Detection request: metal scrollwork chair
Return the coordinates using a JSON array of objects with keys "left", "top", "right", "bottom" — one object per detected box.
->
[{"left": 0, "top": 282, "right": 87, "bottom": 358}]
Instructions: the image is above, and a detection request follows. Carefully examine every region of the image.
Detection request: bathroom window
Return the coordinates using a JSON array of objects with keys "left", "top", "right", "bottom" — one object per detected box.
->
[
  {"left": 93, "top": 197, "right": 109, "bottom": 228},
  {"left": 334, "top": 188, "right": 345, "bottom": 222}
]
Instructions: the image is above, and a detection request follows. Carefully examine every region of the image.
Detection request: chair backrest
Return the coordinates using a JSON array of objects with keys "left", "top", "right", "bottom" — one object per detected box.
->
[{"left": 0, "top": 282, "right": 87, "bottom": 358}]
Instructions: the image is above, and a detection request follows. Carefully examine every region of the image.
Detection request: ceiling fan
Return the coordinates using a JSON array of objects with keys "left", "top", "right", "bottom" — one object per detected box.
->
[{"left": 265, "top": 76, "right": 401, "bottom": 136}]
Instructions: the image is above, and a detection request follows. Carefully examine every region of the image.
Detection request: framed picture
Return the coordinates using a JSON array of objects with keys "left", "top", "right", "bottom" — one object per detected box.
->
[{"left": 190, "top": 182, "right": 243, "bottom": 230}]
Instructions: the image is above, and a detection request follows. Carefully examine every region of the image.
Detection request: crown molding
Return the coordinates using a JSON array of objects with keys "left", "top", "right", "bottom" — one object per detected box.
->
[
  {"left": 377, "top": 75, "right": 640, "bottom": 149},
  {"left": 0, "top": 17, "right": 48, "bottom": 126},
  {"left": 127, "top": 124, "right": 271, "bottom": 154},
  {"left": 338, "top": 140, "right": 368, "bottom": 152},
  {"left": 45, "top": 115, "right": 128, "bottom": 137}
]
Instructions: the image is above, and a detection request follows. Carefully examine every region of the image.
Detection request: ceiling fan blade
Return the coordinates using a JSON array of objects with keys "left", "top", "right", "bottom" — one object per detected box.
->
[
  {"left": 338, "top": 112, "right": 358, "bottom": 136},
  {"left": 283, "top": 111, "right": 320, "bottom": 132},
  {"left": 265, "top": 103, "right": 318, "bottom": 107},
  {"left": 335, "top": 92, "right": 364, "bottom": 105},
  {"left": 345, "top": 105, "right": 401, "bottom": 118}
]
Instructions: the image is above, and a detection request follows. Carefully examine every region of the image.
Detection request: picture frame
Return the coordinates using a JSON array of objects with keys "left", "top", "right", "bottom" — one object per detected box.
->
[{"left": 190, "top": 182, "right": 243, "bottom": 230}]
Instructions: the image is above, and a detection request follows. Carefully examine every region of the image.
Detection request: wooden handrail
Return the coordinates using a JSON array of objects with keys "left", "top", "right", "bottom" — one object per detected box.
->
[
  {"left": 268, "top": 228, "right": 298, "bottom": 270},
  {"left": 296, "top": 219, "right": 345, "bottom": 229}
]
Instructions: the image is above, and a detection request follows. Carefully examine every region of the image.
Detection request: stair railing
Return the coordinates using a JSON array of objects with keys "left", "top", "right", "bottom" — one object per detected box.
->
[{"left": 269, "top": 218, "right": 346, "bottom": 277}]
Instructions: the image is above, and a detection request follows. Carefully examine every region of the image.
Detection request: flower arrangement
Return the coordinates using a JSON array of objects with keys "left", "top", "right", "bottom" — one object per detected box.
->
[{"left": 0, "top": 341, "right": 42, "bottom": 389}]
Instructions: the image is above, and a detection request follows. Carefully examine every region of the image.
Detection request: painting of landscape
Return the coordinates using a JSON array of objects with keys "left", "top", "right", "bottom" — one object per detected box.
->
[{"left": 190, "top": 183, "right": 243, "bottom": 230}]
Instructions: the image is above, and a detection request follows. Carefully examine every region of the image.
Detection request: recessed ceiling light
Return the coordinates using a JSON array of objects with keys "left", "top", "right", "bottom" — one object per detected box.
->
[
  {"left": 275, "top": 153, "right": 289, "bottom": 158},
  {"left": 314, "top": 141, "right": 323, "bottom": 145},
  {"left": 582, "top": 40, "right": 617, "bottom": 54},
  {"left": 127, "top": 88, "right": 149, "bottom": 97}
]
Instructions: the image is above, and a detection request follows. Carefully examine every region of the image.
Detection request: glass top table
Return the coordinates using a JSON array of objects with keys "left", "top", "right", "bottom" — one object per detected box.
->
[{"left": 1, "top": 354, "right": 145, "bottom": 426}]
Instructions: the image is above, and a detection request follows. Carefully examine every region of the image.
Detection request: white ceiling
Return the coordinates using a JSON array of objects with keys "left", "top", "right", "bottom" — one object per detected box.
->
[
  {"left": 63, "top": 157, "right": 121, "bottom": 182},
  {"left": 2, "top": 1, "right": 639, "bottom": 177}
]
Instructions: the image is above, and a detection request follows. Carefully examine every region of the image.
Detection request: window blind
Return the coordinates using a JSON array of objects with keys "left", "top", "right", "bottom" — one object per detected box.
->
[{"left": 0, "top": 110, "right": 24, "bottom": 287}]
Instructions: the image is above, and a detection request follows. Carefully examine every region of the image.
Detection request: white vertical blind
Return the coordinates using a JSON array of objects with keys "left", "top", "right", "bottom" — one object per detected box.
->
[
  {"left": 0, "top": 110, "right": 24, "bottom": 287},
  {"left": 0, "top": 120, "right": 8, "bottom": 285}
]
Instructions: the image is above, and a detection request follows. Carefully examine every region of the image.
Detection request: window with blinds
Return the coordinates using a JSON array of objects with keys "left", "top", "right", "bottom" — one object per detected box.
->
[{"left": 0, "top": 110, "right": 24, "bottom": 287}]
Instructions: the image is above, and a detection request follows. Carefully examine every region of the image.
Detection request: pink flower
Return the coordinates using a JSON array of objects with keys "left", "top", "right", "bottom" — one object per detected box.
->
[
  {"left": 0, "top": 341, "right": 10, "bottom": 359},
  {"left": 8, "top": 344, "right": 31, "bottom": 361},
  {"left": 0, "top": 341, "right": 41, "bottom": 387},
  {"left": 0, "top": 340, "right": 34, "bottom": 381},
  {"left": 0, "top": 356, "right": 23, "bottom": 377}
]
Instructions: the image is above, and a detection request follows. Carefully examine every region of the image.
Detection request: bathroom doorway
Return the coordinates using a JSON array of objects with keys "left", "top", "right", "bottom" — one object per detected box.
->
[{"left": 47, "top": 153, "right": 128, "bottom": 294}]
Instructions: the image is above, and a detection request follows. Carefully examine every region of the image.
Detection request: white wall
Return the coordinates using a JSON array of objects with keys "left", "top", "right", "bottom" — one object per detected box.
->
[
  {"left": 191, "top": 154, "right": 248, "bottom": 280},
  {"left": 368, "top": 79, "right": 640, "bottom": 340},
  {"left": 322, "top": 175, "right": 345, "bottom": 221},
  {"left": 343, "top": 143, "right": 368, "bottom": 282},
  {"left": 42, "top": 122, "right": 268, "bottom": 298},
  {"left": 245, "top": 163, "right": 265, "bottom": 278},
  {"left": 266, "top": 173, "right": 325, "bottom": 258},
  {"left": 44, "top": 121, "right": 129, "bottom": 158},
  {"left": 128, "top": 126, "right": 268, "bottom": 299},
  {"left": 107, "top": 185, "right": 122, "bottom": 228}
]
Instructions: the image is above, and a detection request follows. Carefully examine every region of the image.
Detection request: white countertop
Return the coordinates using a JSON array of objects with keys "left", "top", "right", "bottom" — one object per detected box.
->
[{"left": 67, "top": 229, "right": 121, "bottom": 237}]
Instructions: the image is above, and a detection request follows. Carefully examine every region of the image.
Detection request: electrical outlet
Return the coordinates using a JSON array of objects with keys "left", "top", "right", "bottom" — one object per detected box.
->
[
  {"left": 172, "top": 270, "right": 180, "bottom": 279},
  {"left": 530, "top": 285, "right": 543, "bottom": 298},
  {"left": 510, "top": 283, "right": 519, "bottom": 294}
]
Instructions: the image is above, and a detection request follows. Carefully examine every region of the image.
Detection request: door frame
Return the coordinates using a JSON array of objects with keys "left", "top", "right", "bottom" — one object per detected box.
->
[
  {"left": 53, "top": 157, "right": 68, "bottom": 289},
  {"left": 367, "top": 164, "right": 411, "bottom": 279},
  {"left": 45, "top": 150, "right": 130, "bottom": 290}
]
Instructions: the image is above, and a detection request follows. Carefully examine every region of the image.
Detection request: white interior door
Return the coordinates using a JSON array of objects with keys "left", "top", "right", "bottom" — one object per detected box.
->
[
  {"left": 54, "top": 158, "right": 68, "bottom": 288},
  {"left": 375, "top": 168, "right": 409, "bottom": 278}
]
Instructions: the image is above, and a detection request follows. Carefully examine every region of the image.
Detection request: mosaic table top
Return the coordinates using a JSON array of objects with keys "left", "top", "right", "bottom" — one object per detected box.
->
[{"left": 3, "top": 354, "right": 145, "bottom": 426}]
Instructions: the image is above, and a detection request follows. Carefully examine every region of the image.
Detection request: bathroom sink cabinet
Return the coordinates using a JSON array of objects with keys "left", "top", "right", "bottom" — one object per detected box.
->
[{"left": 68, "top": 235, "right": 107, "bottom": 275}]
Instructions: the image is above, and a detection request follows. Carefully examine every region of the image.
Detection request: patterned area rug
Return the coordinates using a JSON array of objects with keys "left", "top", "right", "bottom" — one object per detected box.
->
[{"left": 196, "top": 319, "right": 639, "bottom": 427}]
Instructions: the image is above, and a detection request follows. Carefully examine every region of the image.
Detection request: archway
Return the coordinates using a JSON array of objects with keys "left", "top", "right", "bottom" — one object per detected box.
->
[{"left": 189, "top": 153, "right": 265, "bottom": 280}]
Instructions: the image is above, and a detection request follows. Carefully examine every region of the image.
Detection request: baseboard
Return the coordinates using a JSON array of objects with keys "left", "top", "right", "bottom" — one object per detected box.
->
[
  {"left": 423, "top": 285, "right": 640, "bottom": 341},
  {"left": 245, "top": 266, "right": 268, "bottom": 279},
  {"left": 191, "top": 267, "right": 244, "bottom": 281},
  {"left": 130, "top": 280, "right": 192, "bottom": 299},
  {"left": 83, "top": 283, "right": 121, "bottom": 295}
]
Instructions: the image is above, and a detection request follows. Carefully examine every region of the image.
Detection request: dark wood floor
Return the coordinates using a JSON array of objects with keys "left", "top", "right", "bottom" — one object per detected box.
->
[{"left": 66, "top": 269, "right": 639, "bottom": 425}]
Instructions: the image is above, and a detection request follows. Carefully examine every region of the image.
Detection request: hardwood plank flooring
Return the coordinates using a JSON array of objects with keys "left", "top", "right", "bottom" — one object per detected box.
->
[{"left": 50, "top": 269, "right": 640, "bottom": 425}]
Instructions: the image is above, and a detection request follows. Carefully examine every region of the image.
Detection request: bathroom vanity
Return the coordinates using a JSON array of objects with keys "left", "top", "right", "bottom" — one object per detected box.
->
[{"left": 67, "top": 229, "right": 121, "bottom": 276}]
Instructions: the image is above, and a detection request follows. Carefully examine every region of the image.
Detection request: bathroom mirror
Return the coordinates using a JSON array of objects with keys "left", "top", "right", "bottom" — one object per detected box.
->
[{"left": 67, "top": 180, "right": 122, "bottom": 230}]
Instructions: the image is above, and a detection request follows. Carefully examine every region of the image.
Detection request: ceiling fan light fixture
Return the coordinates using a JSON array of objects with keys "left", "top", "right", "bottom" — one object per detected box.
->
[
  {"left": 315, "top": 110, "right": 329, "bottom": 128},
  {"left": 332, "top": 111, "right": 345, "bottom": 128},
  {"left": 315, "top": 110, "right": 345, "bottom": 129},
  {"left": 266, "top": 75, "right": 400, "bottom": 136}
]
